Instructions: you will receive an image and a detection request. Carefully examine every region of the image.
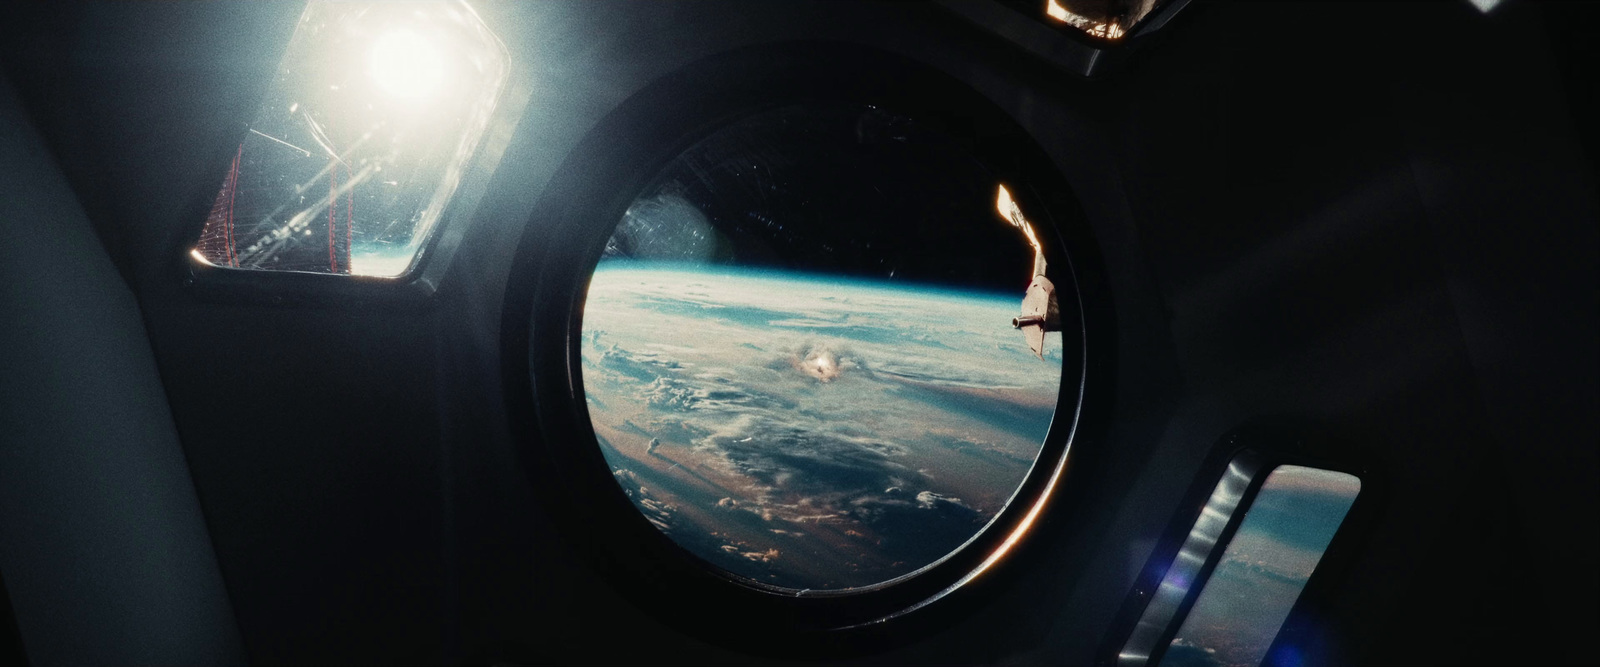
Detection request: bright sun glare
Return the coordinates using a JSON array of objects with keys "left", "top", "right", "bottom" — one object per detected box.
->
[{"left": 368, "top": 30, "right": 445, "bottom": 101}]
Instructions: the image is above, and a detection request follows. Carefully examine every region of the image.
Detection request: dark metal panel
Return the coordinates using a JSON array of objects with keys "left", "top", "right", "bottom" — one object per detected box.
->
[{"left": 0, "top": 75, "right": 244, "bottom": 667}]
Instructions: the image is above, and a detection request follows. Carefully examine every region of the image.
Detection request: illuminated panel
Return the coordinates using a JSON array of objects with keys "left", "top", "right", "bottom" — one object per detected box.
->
[
  {"left": 192, "top": 1, "right": 507, "bottom": 277},
  {"left": 1042, "top": 0, "right": 1166, "bottom": 41},
  {"left": 996, "top": 184, "right": 1043, "bottom": 255},
  {"left": 1162, "top": 466, "right": 1360, "bottom": 667}
]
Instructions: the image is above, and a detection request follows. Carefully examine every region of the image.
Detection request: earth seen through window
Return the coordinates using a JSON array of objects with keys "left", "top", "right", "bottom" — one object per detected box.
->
[{"left": 579, "top": 103, "right": 1065, "bottom": 591}]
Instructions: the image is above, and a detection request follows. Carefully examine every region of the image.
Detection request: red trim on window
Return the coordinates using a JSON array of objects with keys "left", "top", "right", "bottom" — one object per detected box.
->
[
  {"left": 225, "top": 144, "right": 241, "bottom": 266},
  {"left": 345, "top": 166, "right": 354, "bottom": 273},
  {"left": 328, "top": 163, "right": 339, "bottom": 273}
]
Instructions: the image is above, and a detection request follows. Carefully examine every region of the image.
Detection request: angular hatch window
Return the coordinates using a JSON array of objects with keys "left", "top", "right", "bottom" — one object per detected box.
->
[
  {"left": 580, "top": 103, "right": 1067, "bottom": 591},
  {"left": 191, "top": 0, "right": 508, "bottom": 277},
  {"left": 1119, "top": 459, "right": 1361, "bottom": 667},
  {"left": 1163, "top": 466, "right": 1360, "bottom": 667}
]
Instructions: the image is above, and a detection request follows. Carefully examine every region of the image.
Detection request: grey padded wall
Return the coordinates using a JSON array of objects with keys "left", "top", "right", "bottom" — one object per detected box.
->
[{"left": 0, "top": 75, "right": 244, "bottom": 666}]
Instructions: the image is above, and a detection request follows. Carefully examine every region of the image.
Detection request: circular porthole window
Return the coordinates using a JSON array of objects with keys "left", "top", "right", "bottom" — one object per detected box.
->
[
  {"left": 506, "top": 44, "right": 1096, "bottom": 640},
  {"left": 581, "top": 103, "right": 1063, "bottom": 592}
]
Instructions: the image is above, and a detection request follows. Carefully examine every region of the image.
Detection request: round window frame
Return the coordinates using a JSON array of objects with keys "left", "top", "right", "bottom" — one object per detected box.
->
[{"left": 501, "top": 41, "right": 1105, "bottom": 652}]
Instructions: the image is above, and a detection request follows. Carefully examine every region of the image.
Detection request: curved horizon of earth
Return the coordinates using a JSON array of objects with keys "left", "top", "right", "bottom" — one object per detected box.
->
[{"left": 580, "top": 262, "right": 1063, "bottom": 590}]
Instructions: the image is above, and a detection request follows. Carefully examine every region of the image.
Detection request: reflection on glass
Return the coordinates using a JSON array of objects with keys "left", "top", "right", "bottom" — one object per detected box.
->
[
  {"left": 192, "top": 1, "right": 507, "bottom": 277},
  {"left": 1162, "top": 466, "right": 1361, "bottom": 667},
  {"left": 580, "top": 104, "right": 1064, "bottom": 591}
]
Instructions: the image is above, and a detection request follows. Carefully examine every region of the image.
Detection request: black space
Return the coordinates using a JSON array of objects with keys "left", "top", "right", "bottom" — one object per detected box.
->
[{"left": 606, "top": 102, "right": 1040, "bottom": 295}]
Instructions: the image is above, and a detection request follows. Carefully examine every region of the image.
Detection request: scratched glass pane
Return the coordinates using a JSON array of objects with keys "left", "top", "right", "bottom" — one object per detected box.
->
[
  {"left": 1162, "top": 466, "right": 1360, "bottom": 667},
  {"left": 192, "top": 0, "right": 507, "bottom": 277}
]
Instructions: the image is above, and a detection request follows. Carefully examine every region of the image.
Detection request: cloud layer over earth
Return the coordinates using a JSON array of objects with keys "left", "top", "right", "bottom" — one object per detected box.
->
[{"left": 581, "top": 264, "right": 1062, "bottom": 590}]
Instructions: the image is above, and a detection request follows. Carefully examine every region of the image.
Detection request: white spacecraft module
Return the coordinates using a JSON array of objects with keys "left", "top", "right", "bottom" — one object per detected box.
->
[{"left": 996, "top": 185, "right": 1060, "bottom": 360}]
